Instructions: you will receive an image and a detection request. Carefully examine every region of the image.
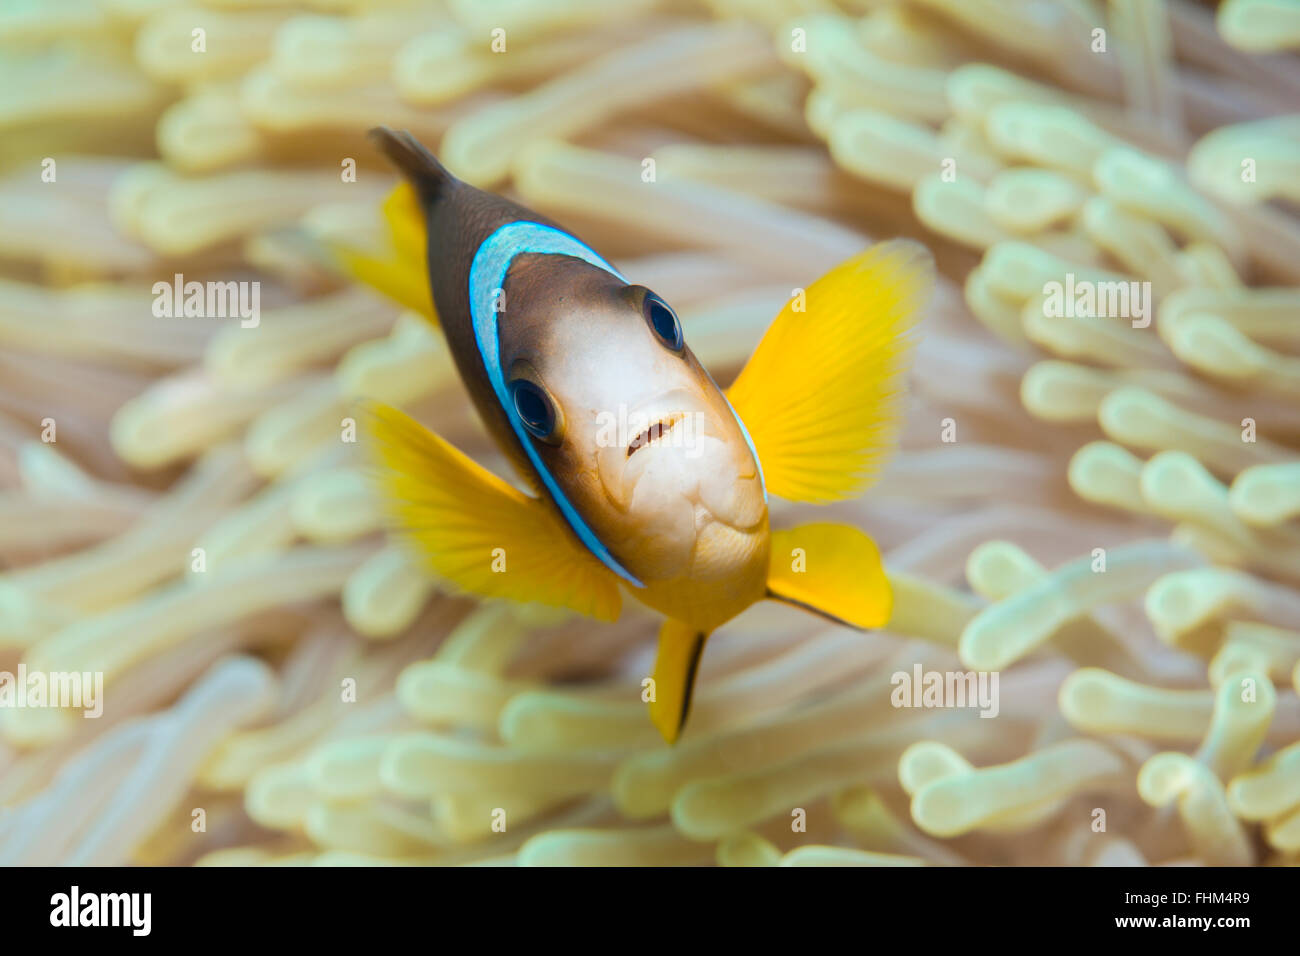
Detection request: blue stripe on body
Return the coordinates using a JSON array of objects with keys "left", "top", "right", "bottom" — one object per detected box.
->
[{"left": 468, "top": 221, "right": 644, "bottom": 587}]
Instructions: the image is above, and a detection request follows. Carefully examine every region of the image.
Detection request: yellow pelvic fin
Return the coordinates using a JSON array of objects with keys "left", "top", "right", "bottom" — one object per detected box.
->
[
  {"left": 330, "top": 183, "right": 436, "bottom": 321},
  {"left": 648, "top": 619, "right": 709, "bottom": 745},
  {"left": 363, "top": 402, "right": 621, "bottom": 622},
  {"left": 726, "top": 238, "right": 933, "bottom": 503},
  {"left": 767, "top": 523, "right": 892, "bottom": 629}
]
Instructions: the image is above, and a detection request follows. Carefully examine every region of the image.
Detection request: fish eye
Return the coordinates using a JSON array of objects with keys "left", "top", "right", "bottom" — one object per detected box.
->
[
  {"left": 509, "top": 378, "right": 562, "bottom": 444},
  {"left": 643, "top": 292, "right": 684, "bottom": 353}
]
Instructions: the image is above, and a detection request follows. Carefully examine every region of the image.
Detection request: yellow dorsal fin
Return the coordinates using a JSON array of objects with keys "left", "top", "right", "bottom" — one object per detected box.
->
[
  {"left": 727, "top": 239, "right": 933, "bottom": 503},
  {"left": 648, "top": 619, "right": 709, "bottom": 745},
  {"left": 767, "top": 523, "right": 891, "bottom": 629},
  {"left": 331, "top": 183, "right": 436, "bottom": 321},
  {"left": 363, "top": 401, "right": 621, "bottom": 622}
]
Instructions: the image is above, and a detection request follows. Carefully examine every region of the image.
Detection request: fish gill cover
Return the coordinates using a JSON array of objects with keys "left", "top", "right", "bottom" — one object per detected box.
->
[{"left": 0, "top": 0, "right": 1298, "bottom": 868}]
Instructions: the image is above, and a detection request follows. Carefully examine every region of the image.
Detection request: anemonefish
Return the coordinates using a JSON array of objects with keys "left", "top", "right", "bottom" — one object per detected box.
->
[{"left": 334, "top": 127, "right": 933, "bottom": 744}]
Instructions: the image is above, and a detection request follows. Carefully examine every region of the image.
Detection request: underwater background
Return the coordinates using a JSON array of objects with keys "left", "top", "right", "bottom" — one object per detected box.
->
[{"left": 1, "top": 0, "right": 1300, "bottom": 866}]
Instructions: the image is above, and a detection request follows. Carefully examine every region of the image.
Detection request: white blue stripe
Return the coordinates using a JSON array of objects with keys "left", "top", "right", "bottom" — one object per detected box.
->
[{"left": 468, "top": 221, "right": 644, "bottom": 587}]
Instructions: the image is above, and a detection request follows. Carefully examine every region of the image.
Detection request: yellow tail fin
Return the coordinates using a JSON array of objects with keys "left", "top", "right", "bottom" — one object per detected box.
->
[
  {"left": 767, "top": 523, "right": 891, "bottom": 629},
  {"left": 648, "top": 619, "right": 708, "bottom": 745},
  {"left": 726, "top": 239, "right": 932, "bottom": 503},
  {"left": 330, "top": 183, "right": 437, "bottom": 321},
  {"left": 363, "top": 401, "right": 621, "bottom": 621}
]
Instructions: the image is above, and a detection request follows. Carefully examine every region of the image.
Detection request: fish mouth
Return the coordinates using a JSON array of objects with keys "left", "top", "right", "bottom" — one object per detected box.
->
[
  {"left": 627, "top": 414, "right": 683, "bottom": 458},
  {"left": 596, "top": 388, "right": 724, "bottom": 514}
]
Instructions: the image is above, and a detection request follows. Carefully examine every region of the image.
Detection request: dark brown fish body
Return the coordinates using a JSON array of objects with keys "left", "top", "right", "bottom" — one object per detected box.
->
[{"left": 374, "top": 130, "right": 564, "bottom": 485}]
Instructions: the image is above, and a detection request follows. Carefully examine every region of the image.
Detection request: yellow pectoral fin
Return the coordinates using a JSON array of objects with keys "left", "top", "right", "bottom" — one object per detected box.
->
[
  {"left": 363, "top": 402, "right": 621, "bottom": 622},
  {"left": 330, "top": 183, "right": 437, "bottom": 321},
  {"left": 767, "top": 523, "right": 891, "bottom": 629},
  {"left": 648, "top": 619, "right": 709, "bottom": 745},
  {"left": 727, "top": 238, "right": 933, "bottom": 503}
]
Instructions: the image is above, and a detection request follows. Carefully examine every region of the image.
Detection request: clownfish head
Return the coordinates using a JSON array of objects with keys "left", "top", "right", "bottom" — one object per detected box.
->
[{"left": 497, "top": 257, "right": 768, "bottom": 587}]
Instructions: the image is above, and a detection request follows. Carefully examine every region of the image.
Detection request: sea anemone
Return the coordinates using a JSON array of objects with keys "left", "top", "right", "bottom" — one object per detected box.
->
[{"left": 1, "top": 0, "right": 1298, "bottom": 867}]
